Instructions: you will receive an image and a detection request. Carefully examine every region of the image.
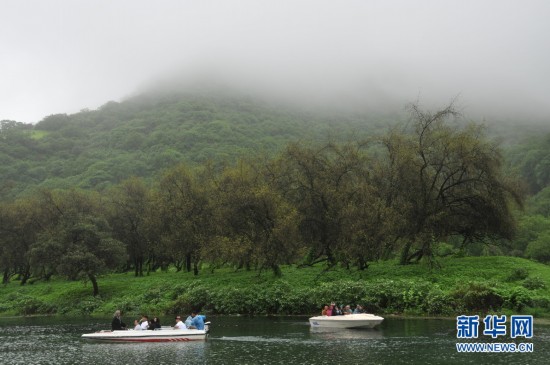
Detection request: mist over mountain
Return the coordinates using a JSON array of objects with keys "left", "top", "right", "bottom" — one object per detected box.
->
[
  {"left": 1, "top": 1, "right": 549, "bottom": 124},
  {"left": 1, "top": 90, "right": 392, "bottom": 200}
]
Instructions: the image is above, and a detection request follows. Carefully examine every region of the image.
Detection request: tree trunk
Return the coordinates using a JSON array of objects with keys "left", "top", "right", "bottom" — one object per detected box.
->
[
  {"left": 185, "top": 253, "right": 192, "bottom": 273},
  {"left": 325, "top": 245, "right": 336, "bottom": 267},
  {"left": 19, "top": 265, "right": 31, "bottom": 286},
  {"left": 3, "top": 269, "right": 10, "bottom": 284},
  {"left": 400, "top": 240, "right": 413, "bottom": 265},
  {"left": 134, "top": 257, "right": 143, "bottom": 277},
  {"left": 357, "top": 257, "right": 368, "bottom": 270},
  {"left": 271, "top": 264, "right": 282, "bottom": 277},
  {"left": 89, "top": 274, "right": 99, "bottom": 296}
]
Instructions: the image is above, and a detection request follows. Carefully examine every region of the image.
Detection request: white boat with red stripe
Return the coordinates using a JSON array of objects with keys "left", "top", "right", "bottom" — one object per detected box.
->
[{"left": 82, "top": 324, "right": 210, "bottom": 343}]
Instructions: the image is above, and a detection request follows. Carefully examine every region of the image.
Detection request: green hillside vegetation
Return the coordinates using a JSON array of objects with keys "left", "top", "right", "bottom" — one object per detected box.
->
[
  {"left": 1, "top": 257, "right": 549, "bottom": 318},
  {"left": 0, "top": 92, "right": 387, "bottom": 200},
  {"left": 2, "top": 91, "right": 550, "bottom": 318}
]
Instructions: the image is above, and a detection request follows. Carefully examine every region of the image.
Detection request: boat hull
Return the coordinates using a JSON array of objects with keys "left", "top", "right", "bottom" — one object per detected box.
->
[
  {"left": 81, "top": 328, "right": 208, "bottom": 343},
  {"left": 309, "top": 313, "right": 384, "bottom": 329}
]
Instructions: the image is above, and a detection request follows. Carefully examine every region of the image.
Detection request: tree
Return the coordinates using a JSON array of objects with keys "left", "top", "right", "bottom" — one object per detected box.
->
[
  {"left": 377, "top": 103, "right": 524, "bottom": 264},
  {"left": 273, "top": 141, "right": 372, "bottom": 268},
  {"left": 527, "top": 186, "right": 550, "bottom": 217},
  {"left": 507, "top": 133, "right": 550, "bottom": 194},
  {"left": 28, "top": 189, "right": 126, "bottom": 296},
  {"left": 526, "top": 232, "right": 550, "bottom": 264},
  {"left": 106, "top": 177, "right": 152, "bottom": 276},
  {"left": 0, "top": 196, "right": 50, "bottom": 284},
  {"left": 213, "top": 160, "right": 301, "bottom": 275},
  {"left": 155, "top": 164, "right": 208, "bottom": 274},
  {"left": 513, "top": 214, "right": 550, "bottom": 258}
]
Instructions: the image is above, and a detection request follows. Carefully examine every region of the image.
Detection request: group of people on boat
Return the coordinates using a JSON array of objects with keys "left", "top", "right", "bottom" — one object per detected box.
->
[
  {"left": 111, "top": 309, "right": 205, "bottom": 331},
  {"left": 173, "top": 311, "right": 205, "bottom": 330},
  {"left": 130, "top": 315, "right": 161, "bottom": 330},
  {"left": 321, "top": 303, "right": 364, "bottom": 316}
]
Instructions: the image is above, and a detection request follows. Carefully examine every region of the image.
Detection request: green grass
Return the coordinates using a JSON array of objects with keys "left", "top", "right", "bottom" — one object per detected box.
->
[{"left": 1, "top": 256, "right": 549, "bottom": 318}]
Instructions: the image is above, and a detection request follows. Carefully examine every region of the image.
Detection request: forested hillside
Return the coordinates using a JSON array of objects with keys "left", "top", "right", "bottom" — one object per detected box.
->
[
  {"left": 1, "top": 91, "right": 550, "bottom": 301},
  {"left": 0, "top": 91, "right": 389, "bottom": 200}
]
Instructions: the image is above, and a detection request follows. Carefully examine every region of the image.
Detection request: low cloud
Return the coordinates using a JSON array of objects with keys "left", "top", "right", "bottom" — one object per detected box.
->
[{"left": 1, "top": 0, "right": 549, "bottom": 123}]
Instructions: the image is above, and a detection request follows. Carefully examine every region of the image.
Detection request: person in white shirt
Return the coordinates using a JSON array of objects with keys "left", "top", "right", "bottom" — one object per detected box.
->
[
  {"left": 140, "top": 315, "right": 149, "bottom": 330},
  {"left": 133, "top": 319, "right": 141, "bottom": 330},
  {"left": 173, "top": 315, "right": 187, "bottom": 329}
]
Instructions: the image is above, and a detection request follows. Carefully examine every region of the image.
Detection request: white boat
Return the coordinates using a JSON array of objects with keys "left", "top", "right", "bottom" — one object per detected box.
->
[
  {"left": 82, "top": 324, "right": 210, "bottom": 343},
  {"left": 309, "top": 313, "right": 384, "bottom": 329}
]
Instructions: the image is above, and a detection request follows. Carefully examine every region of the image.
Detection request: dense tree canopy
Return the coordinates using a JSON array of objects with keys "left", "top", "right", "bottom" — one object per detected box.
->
[
  {"left": 27, "top": 190, "right": 126, "bottom": 295},
  {"left": 0, "top": 92, "right": 382, "bottom": 201},
  {"left": 377, "top": 104, "right": 524, "bottom": 264},
  {"left": 1, "top": 94, "right": 548, "bottom": 290}
]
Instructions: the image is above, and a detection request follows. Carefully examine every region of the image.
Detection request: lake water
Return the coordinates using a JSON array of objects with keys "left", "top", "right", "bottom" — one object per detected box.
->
[{"left": 0, "top": 316, "right": 548, "bottom": 364}]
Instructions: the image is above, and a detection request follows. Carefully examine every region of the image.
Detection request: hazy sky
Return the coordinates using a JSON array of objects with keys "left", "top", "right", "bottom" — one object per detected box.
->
[{"left": 1, "top": 0, "right": 549, "bottom": 124}]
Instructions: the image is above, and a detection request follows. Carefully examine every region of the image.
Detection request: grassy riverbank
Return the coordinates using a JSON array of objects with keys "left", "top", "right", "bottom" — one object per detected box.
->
[{"left": 1, "top": 256, "right": 549, "bottom": 318}]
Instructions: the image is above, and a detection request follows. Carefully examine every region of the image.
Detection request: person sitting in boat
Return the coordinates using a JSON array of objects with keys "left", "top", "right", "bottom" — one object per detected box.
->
[
  {"left": 173, "top": 315, "right": 187, "bottom": 329},
  {"left": 353, "top": 304, "right": 364, "bottom": 314},
  {"left": 133, "top": 319, "right": 142, "bottom": 330},
  {"left": 321, "top": 305, "right": 329, "bottom": 316},
  {"left": 342, "top": 305, "right": 353, "bottom": 315},
  {"left": 184, "top": 315, "right": 193, "bottom": 327},
  {"left": 111, "top": 310, "right": 127, "bottom": 331},
  {"left": 332, "top": 304, "right": 343, "bottom": 316},
  {"left": 149, "top": 317, "right": 161, "bottom": 330},
  {"left": 139, "top": 315, "right": 149, "bottom": 330},
  {"left": 188, "top": 311, "right": 205, "bottom": 330},
  {"left": 326, "top": 303, "right": 335, "bottom": 316}
]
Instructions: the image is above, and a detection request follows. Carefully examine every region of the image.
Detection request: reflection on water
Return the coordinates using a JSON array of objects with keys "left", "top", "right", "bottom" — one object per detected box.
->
[
  {"left": 82, "top": 341, "right": 208, "bottom": 364},
  {"left": 309, "top": 326, "right": 384, "bottom": 340},
  {"left": 0, "top": 316, "right": 549, "bottom": 364}
]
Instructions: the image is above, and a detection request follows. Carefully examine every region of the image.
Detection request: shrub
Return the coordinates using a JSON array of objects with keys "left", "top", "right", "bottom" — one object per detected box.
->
[
  {"left": 531, "top": 297, "right": 550, "bottom": 309},
  {"left": 363, "top": 280, "right": 405, "bottom": 312},
  {"left": 205, "top": 286, "right": 262, "bottom": 314},
  {"left": 402, "top": 281, "right": 433, "bottom": 310},
  {"left": 422, "top": 287, "right": 452, "bottom": 315},
  {"left": 435, "top": 242, "right": 457, "bottom": 257},
  {"left": 361, "top": 279, "right": 435, "bottom": 313},
  {"left": 75, "top": 297, "right": 104, "bottom": 315},
  {"left": 168, "top": 285, "right": 213, "bottom": 315},
  {"left": 450, "top": 282, "right": 504, "bottom": 312},
  {"left": 506, "top": 268, "right": 529, "bottom": 282},
  {"left": 502, "top": 287, "right": 533, "bottom": 311},
  {"left": 262, "top": 280, "right": 315, "bottom": 314},
  {"left": 522, "top": 276, "right": 546, "bottom": 290},
  {"left": 526, "top": 234, "right": 550, "bottom": 264},
  {"left": 16, "top": 297, "right": 56, "bottom": 316}
]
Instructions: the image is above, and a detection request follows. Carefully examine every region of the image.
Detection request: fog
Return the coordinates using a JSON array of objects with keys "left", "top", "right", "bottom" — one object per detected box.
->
[{"left": 1, "top": 0, "right": 549, "bottom": 124}]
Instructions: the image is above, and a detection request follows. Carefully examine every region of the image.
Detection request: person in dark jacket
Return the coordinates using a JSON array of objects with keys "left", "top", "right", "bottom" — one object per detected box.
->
[
  {"left": 111, "top": 310, "right": 127, "bottom": 331},
  {"left": 149, "top": 317, "right": 161, "bottom": 330}
]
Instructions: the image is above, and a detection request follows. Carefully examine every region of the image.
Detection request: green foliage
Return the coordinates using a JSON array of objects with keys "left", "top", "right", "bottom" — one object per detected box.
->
[
  {"left": 3, "top": 293, "right": 57, "bottom": 316},
  {"left": 422, "top": 287, "right": 450, "bottom": 315},
  {"left": 506, "top": 268, "right": 530, "bottom": 282},
  {"left": 1, "top": 92, "right": 381, "bottom": 200},
  {"left": 523, "top": 276, "right": 546, "bottom": 290},
  {"left": 434, "top": 242, "right": 457, "bottom": 257},
  {"left": 1, "top": 94, "right": 549, "bottom": 317},
  {"left": 450, "top": 282, "right": 504, "bottom": 312},
  {"left": 502, "top": 287, "right": 533, "bottom": 311},
  {"left": 526, "top": 232, "right": 550, "bottom": 263},
  {"left": 58, "top": 296, "right": 104, "bottom": 316},
  {"left": 1, "top": 257, "right": 550, "bottom": 318},
  {"left": 506, "top": 133, "right": 550, "bottom": 194}
]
